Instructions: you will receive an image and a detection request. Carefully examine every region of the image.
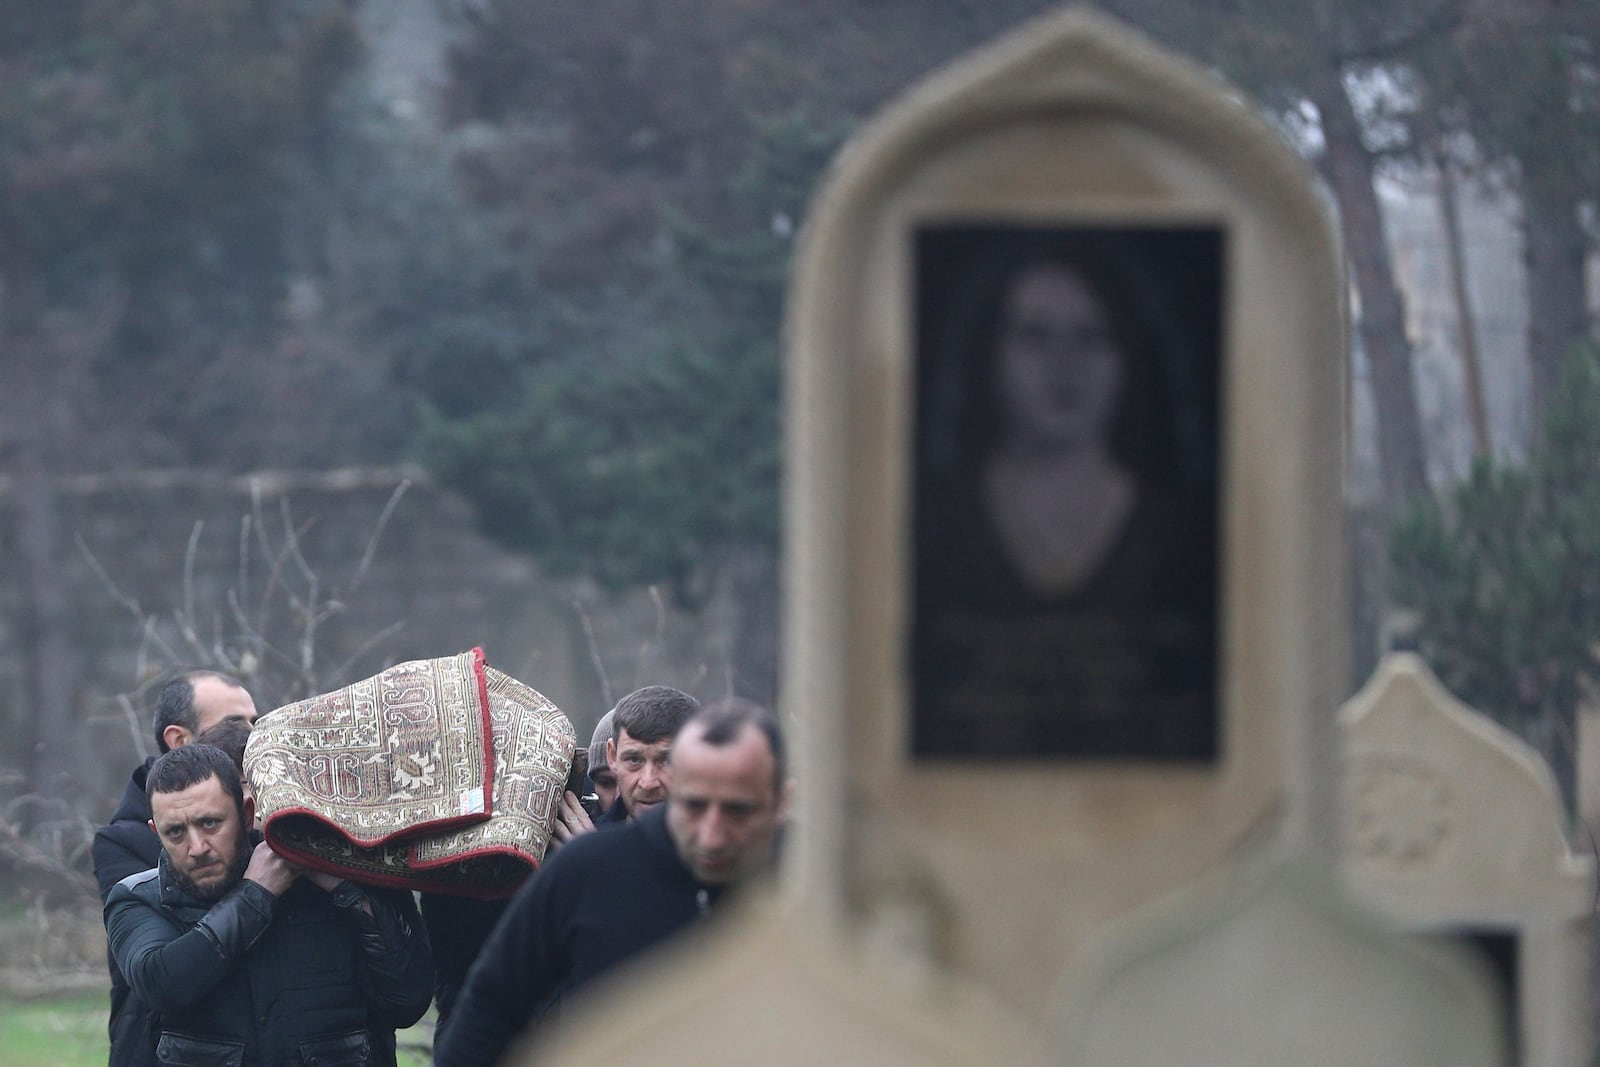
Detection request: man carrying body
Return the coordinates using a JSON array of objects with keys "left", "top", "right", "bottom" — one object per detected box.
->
[
  {"left": 434, "top": 699, "right": 789, "bottom": 1066},
  {"left": 423, "top": 686, "right": 698, "bottom": 1034},
  {"left": 93, "top": 670, "right": 259, "bottom": 1067},
  {"left": 105, "top": 744, "right": 433, "bottom": 1065}
]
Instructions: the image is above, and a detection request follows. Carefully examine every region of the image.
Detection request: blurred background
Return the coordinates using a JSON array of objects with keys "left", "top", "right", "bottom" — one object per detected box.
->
[{"left": 0, "top": 1, "right": 1596, "bottom": 1058}]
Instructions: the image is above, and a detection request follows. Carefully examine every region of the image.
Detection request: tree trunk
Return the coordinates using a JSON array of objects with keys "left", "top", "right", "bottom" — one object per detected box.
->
[
  {"left": 0, "top": 219, "right": 81, "bottom": 819},
  {"left": 1521, "top": 170, "right": 1590, "bottom": 424},
  {"left": 1438, "top": 163, "right": 1491, "bottom": 457},
  {"left": 728, "top": 545, "right": 780, "bottom": 707},
  {"left": 1314, "top": 69, "right": 1431, "bottom": 505}
]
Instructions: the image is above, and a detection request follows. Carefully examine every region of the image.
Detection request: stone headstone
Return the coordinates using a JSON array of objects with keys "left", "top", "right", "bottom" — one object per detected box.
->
[
  {"left": 1340, "top": 654, "right": 1596, "bottom": 1067},
  {"left": 782, "top": 5, "right": 1347, "bottom": 1023},
  {"left": 1059, "top": 856, "right": 1507, "bottom": 1066},
  {"left": 518, "top": 897, "right": 1046, "bottom": 1067}
]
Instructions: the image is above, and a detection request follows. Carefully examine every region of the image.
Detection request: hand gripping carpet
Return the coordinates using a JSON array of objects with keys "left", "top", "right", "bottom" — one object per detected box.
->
[{"left": 244, "top": 648, "right": 576, "bottom": 898}]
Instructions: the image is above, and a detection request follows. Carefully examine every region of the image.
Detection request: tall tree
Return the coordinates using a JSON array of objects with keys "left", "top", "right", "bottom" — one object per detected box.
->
[
  {"left": 1116, "top": 0, "right": 1447, "bottom": 505},
  {"left": 0, "top": 0, "right": 361, "bottom": 808},
  {"left": 1408, "top": 3, "right": 1600, "bottom": 421},
  {"left": 427, "top": 0, "right": 1074, "bottom": 700},
  {"left": 1390, "top": 342, "right": 1600, "bottom": 817}
]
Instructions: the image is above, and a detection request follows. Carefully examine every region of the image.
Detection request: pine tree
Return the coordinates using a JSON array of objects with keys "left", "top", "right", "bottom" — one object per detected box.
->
[{"left": 1390, "top": 342, "right": 1600, "bottom": 816}]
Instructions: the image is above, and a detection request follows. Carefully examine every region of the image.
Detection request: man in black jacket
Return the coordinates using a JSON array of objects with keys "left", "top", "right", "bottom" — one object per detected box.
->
[
  {"left": 434, "top": 699, "right": 789, "bottom": 1067},
  {"left": 420, "top": 685, "right": 698, "bottom": 1036},
  {"left": 92, "top": 670, "right": 259, "bottom": 1067},
  {"left": 104, "top": 744, "right": 433, "bottom": 1066}
]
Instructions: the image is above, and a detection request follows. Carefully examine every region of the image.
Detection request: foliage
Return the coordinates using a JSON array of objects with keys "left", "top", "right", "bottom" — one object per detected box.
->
[
  {"left": 1390, "top": 342, "right": 1600, "bottom": 799},
  {"left": 0, "top": 0, "right": 360, "bottom": 304},
  {"left": 0, "top": 0, "right": 378, "bottom": 473},
  {"left": 421, "top": 112, "right": 840, "bottom": 604}
]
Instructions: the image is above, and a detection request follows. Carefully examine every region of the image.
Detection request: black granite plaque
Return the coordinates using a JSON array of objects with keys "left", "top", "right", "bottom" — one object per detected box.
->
[{"left": 910, "top": 223, "right": 1224, "bottom": 761}]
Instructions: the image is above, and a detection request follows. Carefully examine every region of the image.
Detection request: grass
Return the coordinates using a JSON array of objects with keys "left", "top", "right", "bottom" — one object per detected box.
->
[
  {"left": 0, "top": 991, "right": 107, "bottom": 1067},
  {"left": 0, "top": 990, "right": 434, "bottom": 1066}
]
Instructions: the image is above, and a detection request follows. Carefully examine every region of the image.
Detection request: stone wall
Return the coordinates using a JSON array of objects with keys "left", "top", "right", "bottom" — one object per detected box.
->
[{"left": 0, "top": 465, "right": 737, "bottom": 819}]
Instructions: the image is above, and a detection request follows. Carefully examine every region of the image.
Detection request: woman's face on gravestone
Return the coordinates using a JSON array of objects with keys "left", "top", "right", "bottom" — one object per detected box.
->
[{"left": 992, "top": 262, "right": 1123, "bottom": 450}]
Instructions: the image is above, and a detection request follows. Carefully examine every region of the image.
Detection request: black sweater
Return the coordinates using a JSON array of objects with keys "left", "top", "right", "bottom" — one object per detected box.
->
[{"left": 433, "top": 806, "right": 722, "bottom": 1067}]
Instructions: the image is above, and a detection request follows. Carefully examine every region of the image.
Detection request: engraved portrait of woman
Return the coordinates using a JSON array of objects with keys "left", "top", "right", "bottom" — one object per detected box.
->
[{"left": 911, "top": 225, "right": 1223, "bottom": 761}]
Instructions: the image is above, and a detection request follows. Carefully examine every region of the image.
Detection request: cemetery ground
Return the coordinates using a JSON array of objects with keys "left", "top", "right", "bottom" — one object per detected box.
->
[{"left": 0, "top": 895, "right": 435, "bottom": 1065}]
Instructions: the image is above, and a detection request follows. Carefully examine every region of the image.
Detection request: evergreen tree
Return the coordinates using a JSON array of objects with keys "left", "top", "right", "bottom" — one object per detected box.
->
[{"left": 1390, "top": 342, "right": 1600, "bottom": 816}]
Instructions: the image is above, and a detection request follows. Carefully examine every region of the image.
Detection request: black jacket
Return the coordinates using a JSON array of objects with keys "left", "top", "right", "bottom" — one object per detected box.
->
[
  {"left": 105, "top": 855, "right": 433, "bottom": 1066},
  {"left": 433, "top": 805, "right": 723, "bottom": 1067},
  {"left": 421, "top": 792, "right": 633, "bottom": 1031},
  {"left": 92, "top": 758, "right": 161, "bottom": 1067}
]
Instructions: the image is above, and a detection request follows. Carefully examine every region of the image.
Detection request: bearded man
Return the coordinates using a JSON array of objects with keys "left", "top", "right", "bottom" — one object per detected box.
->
[{"left": 104, "top": 744, "right": 433, "bottom": 1065}]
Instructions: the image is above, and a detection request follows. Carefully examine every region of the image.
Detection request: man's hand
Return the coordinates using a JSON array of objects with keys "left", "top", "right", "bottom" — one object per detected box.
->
[
  {"left": 549, "top": 790, "right": 595, "bottom": 849},
  {"left": 242, "top": 841, "right": 296, "bottom": 897},
  {"left": 300, "top": 869, "right": 375, "bottom": 915}
]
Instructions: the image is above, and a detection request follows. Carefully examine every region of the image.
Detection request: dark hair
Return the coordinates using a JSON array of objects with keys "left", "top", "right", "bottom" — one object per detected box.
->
[
  {"left": 612, "top": 686, "right": 699, "bottom": 746},
  {"left": 918, "top": 225, "right": 1212, "bottom": 494},
  {"left": 685, "top": 698, "right": 786, "bottom": 796},
  {"left": 146, "top": 744, "right": 245, "bottom": 815},
  {"left": 153, "top": 670, "right": 243, "bottom": 754},
  {"left": 193, "top": 717, "right": 254, "bottom": 775},
  {"left": 965, "top": 248, "right": 1155, "bottom": 478}
]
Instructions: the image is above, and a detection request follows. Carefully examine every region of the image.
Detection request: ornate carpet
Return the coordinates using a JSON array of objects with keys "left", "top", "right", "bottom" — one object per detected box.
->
[{"left": 244, "top": 649, "right": 576, "bottom": 899}]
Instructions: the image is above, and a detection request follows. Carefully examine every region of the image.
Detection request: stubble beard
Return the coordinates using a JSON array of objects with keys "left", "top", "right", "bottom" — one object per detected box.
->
[{"left": 170, "top": 829, "right": 252, "bottom": 903}]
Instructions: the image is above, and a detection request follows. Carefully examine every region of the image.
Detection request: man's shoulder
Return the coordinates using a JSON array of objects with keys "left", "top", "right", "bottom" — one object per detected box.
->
[
  {"left": 545, "top": 815, "right": 649, "bottom": 873},
  {"left": 94, "top": 817, "right": 155, "bottom": 849},
  {"left": 107, "top": 867, "right": 161, "bottom": 905},
  {"left": 97, "top": 759, "right": 157, "bottom": 830}
]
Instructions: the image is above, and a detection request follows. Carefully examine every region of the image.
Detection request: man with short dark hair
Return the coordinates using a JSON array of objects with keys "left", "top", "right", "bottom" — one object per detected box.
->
[
  {"left": 433, "top": 699, "right": 789, "bottom": 1067},
  {"left": 93, "top": 670, "right": 260, "bottom": 1067},
  {"left": 105, "top": 744, "right": 432, "bottom": 1065},
  {"left": 600, "top": 685, "right": 699, "bottom": 822}
]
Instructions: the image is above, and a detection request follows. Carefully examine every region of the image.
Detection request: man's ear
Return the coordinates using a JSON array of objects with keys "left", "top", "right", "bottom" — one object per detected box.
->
[
  {"left": 147, "top": 819, "right": 157, "bottom": 835},
  {"left": 162, "top": 724, "right": 191, "bottom": 751},
  {"left": 605, "top": 737, "right": 617, "bottom": 766},
  {"left": 242, "top": 794, "right": 256, "bottom": 828}
]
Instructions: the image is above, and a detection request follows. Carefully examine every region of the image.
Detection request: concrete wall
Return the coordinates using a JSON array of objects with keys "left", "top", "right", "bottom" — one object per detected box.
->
[{"left": 0, "top": 465, "right": 735, "bottom": 819}]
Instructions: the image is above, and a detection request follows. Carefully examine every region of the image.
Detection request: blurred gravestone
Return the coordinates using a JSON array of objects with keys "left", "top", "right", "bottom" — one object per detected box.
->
[
  {"left": 1059, "top": 859, "right": 1506, "bottom": 1066},
  {"left": 783, "top": 3, "right": 1349, "bottom": 1020},
  {"left": 1339, "top": 654, "right": 1595, "bottom": 1067}
]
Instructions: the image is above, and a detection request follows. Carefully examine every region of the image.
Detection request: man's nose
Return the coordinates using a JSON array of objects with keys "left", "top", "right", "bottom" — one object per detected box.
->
[
  {"left": 639, "top": 763, "right": 661, "bottom": 789},
  {"left": 190, "top": 832, "right": 212, "bottom": 856},
  {"left": 700, "top": 808, "right": 729, "bottom": 850}
]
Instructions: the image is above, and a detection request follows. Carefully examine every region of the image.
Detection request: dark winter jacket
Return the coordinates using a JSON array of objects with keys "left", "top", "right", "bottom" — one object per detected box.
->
[
  {"left": 93, "top": 757, "right": 162, "bottom": 1067},
  {"left": 418, "top": 893, "right": 509, "bottom": 1031},
  {"left": 432, "top": 805, "right": 724, "bottom": 1067},
  {"left": 105, "top": 854, "right": 433, "bottom": 1066},
  {"left": 421, "top": 791, "right": 634, "bottom": 1031}
]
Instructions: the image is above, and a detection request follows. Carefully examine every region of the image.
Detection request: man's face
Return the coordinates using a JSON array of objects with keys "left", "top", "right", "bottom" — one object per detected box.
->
[
  {"left": 148, "top": 775, "right": 253, "bottom": 902},
  {"left": 172, "top": 677, "right": 259, "bottom": 750},
  {"left": 606, "top": 727, "right": 673, "bottom": 818},
  {"left": 590, "top": 764, "right": 619, "bottom": 814},
  {"left": 666, "top": 723, "right": 786, "bottom": 885}
]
